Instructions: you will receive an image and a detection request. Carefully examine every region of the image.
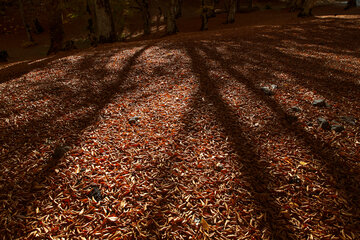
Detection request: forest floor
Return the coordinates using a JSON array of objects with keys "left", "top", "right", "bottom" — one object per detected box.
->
[{"left": 1, "top": 4, "right": 360, "bottom": 240}]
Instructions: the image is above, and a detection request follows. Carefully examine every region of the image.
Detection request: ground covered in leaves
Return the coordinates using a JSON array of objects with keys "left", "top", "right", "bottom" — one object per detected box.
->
[{"left": 1, "top": 9, "right": 360, "bottom": 240}]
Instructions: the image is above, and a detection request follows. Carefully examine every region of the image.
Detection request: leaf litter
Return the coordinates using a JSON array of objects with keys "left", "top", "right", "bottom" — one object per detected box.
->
[{"left": 0, "top": 15, "right": 360, "bottom": 240}]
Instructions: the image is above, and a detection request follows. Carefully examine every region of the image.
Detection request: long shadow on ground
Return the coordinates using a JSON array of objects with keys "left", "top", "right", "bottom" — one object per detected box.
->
[
  {"left": 0, "top": 45, "right": 151, "bottom": 238},
  {"left": 184, "top": 44, "right": 297, "bottom": 239},
  {"left": 198, "top": 41, "right": 360, "bottom": 234},
  {"left": 0, "top": 52, "right": 73, "bottom": 84},
  {"left": 227, "top": 20, "right": 360, "bottom": 113}
]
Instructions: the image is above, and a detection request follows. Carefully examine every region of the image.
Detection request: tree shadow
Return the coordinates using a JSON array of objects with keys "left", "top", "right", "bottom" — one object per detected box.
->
[
  {"left": 0, "top": 44, "right": 151, "bottom": 238},
  {"left": 183, "top": 44, "right": 297, "bottom": 239},
  {"left": 0, "top": 51, "right": 77, "bottom": 84},
  {"left": 197, "top": 41, "right": 360, "bottom": 234}
]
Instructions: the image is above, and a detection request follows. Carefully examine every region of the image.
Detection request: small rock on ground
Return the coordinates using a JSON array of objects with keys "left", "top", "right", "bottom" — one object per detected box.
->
[
  {"left": 312, "top": 99, "right": 329, "bottom": 107},
  {"left": 291, "top": 106, "right": 301, "bottom": 112},
  {"left": 318, "top": 117, "right": 331, "bottom": 130},
  {"left": 260, "top": 86, "right": 274, "bottom": 96},
  {"left": 331, "top": 125, "right": 344, "bottom": 133},
  {"left": 341, "top": 116, "right": 356, "bottom": 126},
  {"left": 88, "top": 186, "right": 103, "bottom": 202},
  {"left": 270, "top": 84, "right": 278, "bottom": 89},
  {"left": 129, "top": 116, "right": 140, "bottom": 125}
]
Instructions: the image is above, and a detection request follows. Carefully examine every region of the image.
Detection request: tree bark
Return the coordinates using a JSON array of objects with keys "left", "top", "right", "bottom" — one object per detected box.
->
[
  {"left": 201, "top": 0, "right": 208, "bottom": 31},
  {"left": 227, "top": 0, "right": 236, "bottom": 24},
  {"left": 345, "top": 0, "right": 356, "bottom": 9},
  {"left": 156, "top": 7, "right": 162, "bottom": 31},
  {"left": 298, "top": 0, "right": 315, "bottom": 17},
  {"left": 165, "top": 0, "right": 178, "bottom": 35},
  {"left": 94, "top": 0, "right": 116, "bottom": 43},
  {"left": 47, "top": 0, "right": 64, "bottom": 55},
  {"left": 175, "top": 0, "right": 183, "bottom": 19},
  {"left": 200, "top": 0, "right": 215, "bottom": 31},
  {"left": 18, "top": 0, "right": 34, "bottom": 42},
  {"left": 143, "top": 0, "right": 151, "bottom": 35},
  {"left": 289, "top": 0, "right": 304, "bottom": 11},
  {"left": 136, "top": 0, "right": 151, "bottom": 35},
  {"left": 200, "top": 7, "right": 208, "bottom": 31}
]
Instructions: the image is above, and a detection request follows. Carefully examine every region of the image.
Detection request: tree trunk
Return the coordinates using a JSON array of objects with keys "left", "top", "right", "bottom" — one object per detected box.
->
[
  {"left": 94, "top": 0, "right": 116, "bottom": 43},
  {"left": 47, "top": 0, "right": 64, "bottom": 55},
  {"left": 345, "top": 0, "right": 356, "bottom": 9},
  {"left": 165, "top": 0, "right": 178, "bottom": 35},
  {"left": 298, "top": 0, "right": 315, "bottom": 17},
  {"left": 18, "top": 0, "right": 34, "bottom": 42},
  {"left": 248, "top": 0, "right": 253, "bottom": 9},
  {"left": 200, "top": 0, "right": 215, "bottom": 31},
  {"left": 175, "top": 0, "right": 183, "bottom": 19},
  {"left": 227, "top": 0, "right": 236, "bottom": 24},
  {"left": 289, "top": 0, "right": 304, "bottom": 11},
  {"left": 86, "top": 0, "right": 96, "bottom": 40},
  {"left": 201, "top": 8, "right": 208, "bottom": 31},
  {"left": 157, "top": 7, "right": 162, "bottom": 31},
  {"left": 140, "top": 0, "right": 151, "bottom": 35}
]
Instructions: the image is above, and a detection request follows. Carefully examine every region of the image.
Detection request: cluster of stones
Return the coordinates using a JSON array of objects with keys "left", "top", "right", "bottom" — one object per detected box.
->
[
  {"left": 260, "top": 85, "right": 356, "bottom": 132},
  {"left": 312, "top": 99, "right": 356, "bottom": 132}
]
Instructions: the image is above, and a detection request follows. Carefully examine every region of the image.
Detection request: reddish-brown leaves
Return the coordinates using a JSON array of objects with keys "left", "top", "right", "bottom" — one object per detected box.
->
[{"left": 1, "top": 13, "right": 360, "bottom": 240}]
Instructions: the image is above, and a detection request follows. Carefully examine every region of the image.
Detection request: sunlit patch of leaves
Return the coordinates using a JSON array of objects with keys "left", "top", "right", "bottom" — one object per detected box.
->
[{"left": 1, "top": 17, "right": 360, "bottom": 239}]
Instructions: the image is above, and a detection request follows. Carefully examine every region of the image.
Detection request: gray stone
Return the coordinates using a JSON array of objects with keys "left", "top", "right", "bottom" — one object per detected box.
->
[
  {"left": 129, "top": 116, "right": 140, "bottom": 125},
  {"left": 289, "top": 175, "right": 301, "bottom": 184},
  {"left": 291, "top": 106, "right": 301, "bottom": 112},
  {"left": 88, "top": 186, "right": 103, "bottom": 202},
  {"left": 318, "top": 117, "right": 331, "bottom": 130},
  {"left": 215, "top": 162, "right": 224, "bottom": 171},
  {"left": 312, "top": 99, "right": 328, "bottom": 107},
  {"left": 331, "top": 125, "right": 344, "bottom": 133},
  {"left": 340, "top": 116, "right": 356, "bottom": 126},
  {"left": 260, "top": 87, "right": 274, "bottom": 96},
  {"left": 270, "top": 84, "right": 278, "bottom": 90}
]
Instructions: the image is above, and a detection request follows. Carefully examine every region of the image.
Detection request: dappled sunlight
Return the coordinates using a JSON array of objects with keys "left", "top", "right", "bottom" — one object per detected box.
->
[
  {"left": 1, "top": 10, "right": 360, "bottom": 240},
  {"left": 316, "top": 14, "right": 360, "bottom": 19}
]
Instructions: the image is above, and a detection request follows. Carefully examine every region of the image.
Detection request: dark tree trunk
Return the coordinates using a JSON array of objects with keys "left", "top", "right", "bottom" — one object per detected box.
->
[
  {"left": 157, "top": 7, "right": 162, "bottom": 31},
  {"left": 143, "top": 0, "right": 151, "bottom": 35},
  {"left": 201, "top": 7, "right": 208, "bottom": 31},
  {"left": 345, "top": 0, "right": 356, "bottom": 9},
  {"left": 47, "top": 0, "right": 64, "bottom": 55},
  {"left": 248, "top": 0, "right": 253, "bottom": 9},
  {"left": 227, "top": 0, "right": 236, "bottom": 24},
  {"left": 86, "top": 0, "right": 116, "bottom": 44},
  {"left": 96, "top": 0, "right": 116, "bottom": 42},
  {"left": 298, "top": 0, "right": 315, "bottom": 17},
  {"left": 200, "top": 0, "right": 215, "bottom": 31},
  {"left": 175, "top": 0, "right": 183, "bottom": 19},
  {"left": 86, "top": 0, "right": 96, "bottom": 44},
  {"left": 136, "top": 0, "right": 151, "bottom": 35},
  {"left": 18, "top": 0, "right": 34, "bottom": 42},
  {"left": 165, "top": 0, "right": 178, "bottom": 35},
  {"left": 289, "top": 0, "right": 304, "bottom": 11}
]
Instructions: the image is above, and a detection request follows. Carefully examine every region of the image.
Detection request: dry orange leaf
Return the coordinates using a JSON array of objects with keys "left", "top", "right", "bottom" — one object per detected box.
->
[{"left": 201, "top": 218, "right": 210, "bottom": 231}]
